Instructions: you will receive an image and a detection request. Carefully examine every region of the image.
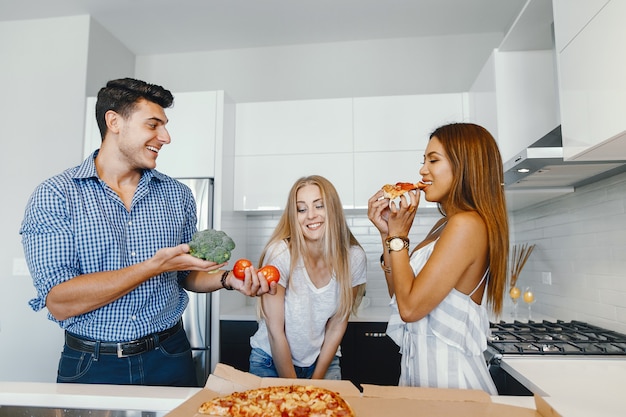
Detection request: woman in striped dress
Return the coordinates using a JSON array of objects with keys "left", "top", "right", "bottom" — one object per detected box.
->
[{"left": 367, "top": 123, "right": 508, "bottom": 395}]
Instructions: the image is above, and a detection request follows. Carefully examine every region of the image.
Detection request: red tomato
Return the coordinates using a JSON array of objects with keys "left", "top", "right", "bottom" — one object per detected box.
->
[
  {"left": 259, "top": 265, "right": 280, "bottom": 284},
  {"left": 232, "top": 258, "right": 252, "bottom": 280}
]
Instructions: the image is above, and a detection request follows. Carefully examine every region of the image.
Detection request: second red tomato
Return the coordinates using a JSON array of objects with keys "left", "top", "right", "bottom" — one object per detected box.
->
[{"left": 259, "top": 265, "right": 280, "bottom": 284}]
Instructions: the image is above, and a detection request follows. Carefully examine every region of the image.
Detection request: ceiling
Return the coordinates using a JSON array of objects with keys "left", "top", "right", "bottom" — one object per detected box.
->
[{"left": 0, "top": 0, "right": 528, "bottom": 55}]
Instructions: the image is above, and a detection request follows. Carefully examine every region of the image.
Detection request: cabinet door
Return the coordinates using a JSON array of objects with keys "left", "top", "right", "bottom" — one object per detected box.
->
[
  {"left": 233, "top": 154, "right": 354, "bottom": 211},
  {"left": 235, "top": 99, "right": 353, "bottom": 156},
  {"left": 157, "top": 91, "right": 218, "bottom": 177},
  {"left": 469, "top": 52, "right": 499, "bottom": 144},
  {"left": 553, "top": 0, "right": 610, "bottom": 52},
  {"left": 558, "top": 0, "right": 626, "bottom": 160},
  {"left": 219, "top": 320, "right": 258, "bottom": 372},
  {"left": 494, "top": 50, "right": 559, "bottom": 163},
  {"left": 340, "top": 322, "right": 401, "bottom": 387},
  {"left": 353, "top": 94, "right": 467, "bottom": 152}
]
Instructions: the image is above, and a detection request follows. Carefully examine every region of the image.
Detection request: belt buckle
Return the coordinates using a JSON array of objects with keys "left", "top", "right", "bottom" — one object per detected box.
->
[{"left": 117, "top": 343, "right": 126, "bottom": 358}]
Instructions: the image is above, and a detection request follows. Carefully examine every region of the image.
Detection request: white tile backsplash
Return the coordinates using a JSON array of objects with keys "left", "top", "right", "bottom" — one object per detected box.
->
[{"left": 510, "top": 171, "right": 626, "bottom": 334}]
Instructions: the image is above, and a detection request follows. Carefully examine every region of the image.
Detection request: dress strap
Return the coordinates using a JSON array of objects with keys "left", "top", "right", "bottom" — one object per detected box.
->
[{"left": 468, "top": 268, "right": 489, "bottom": 297}]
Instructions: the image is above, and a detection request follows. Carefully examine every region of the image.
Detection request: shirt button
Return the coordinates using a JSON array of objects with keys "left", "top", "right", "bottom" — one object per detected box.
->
[
  {"left": 131, "top": 315, "right": 137, "bottom": 320},
  {"left": 128, "top": 220, "right": 132, "bottom": 226},
  {"left": 131, "top": 251, "right": 136, "bottom": 257}
]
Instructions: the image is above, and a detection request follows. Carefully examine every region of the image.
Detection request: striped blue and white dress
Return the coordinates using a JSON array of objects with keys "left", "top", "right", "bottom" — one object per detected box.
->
[{"left": 386, "top": 239, "right": 497, "bottom": 395}]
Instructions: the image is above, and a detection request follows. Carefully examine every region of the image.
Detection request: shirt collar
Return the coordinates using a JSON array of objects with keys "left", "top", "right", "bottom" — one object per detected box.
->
[{"left": 73, "top": 149, "right": 167, "bottom": 183}]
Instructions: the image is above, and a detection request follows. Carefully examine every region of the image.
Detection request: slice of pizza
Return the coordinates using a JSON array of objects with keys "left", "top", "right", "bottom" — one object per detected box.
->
[
  {"left": 198, "top": 385, "right": 355, "bottom": 417},
  {"left": 381, "top": 181, "right": 427, "bottom": 199}
]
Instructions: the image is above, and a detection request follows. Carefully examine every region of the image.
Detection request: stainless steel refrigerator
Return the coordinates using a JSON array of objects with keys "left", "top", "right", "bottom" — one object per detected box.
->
[{"left": 177, "top": 177, "right": 214, "bottom": 386}]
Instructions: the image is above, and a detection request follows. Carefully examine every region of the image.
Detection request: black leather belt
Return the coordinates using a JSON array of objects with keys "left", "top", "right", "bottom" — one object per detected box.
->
[{"left": 65, "top": 320, "right": 183, "bottom": 358}]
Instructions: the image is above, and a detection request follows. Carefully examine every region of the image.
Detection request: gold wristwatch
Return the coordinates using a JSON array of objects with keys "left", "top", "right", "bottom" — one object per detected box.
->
[{"left": 385, "top": 236, "right": 410, "bottom": 253}]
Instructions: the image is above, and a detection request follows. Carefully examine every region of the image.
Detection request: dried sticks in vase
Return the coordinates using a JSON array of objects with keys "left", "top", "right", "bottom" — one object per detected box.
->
[{"left": 509, "top": 243, "right": 536, "bottom": 287}]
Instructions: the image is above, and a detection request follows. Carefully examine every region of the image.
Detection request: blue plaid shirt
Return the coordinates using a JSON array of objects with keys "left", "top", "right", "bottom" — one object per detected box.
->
[{"left": 20, "top": 151, "right": 197, "bottom": 341}]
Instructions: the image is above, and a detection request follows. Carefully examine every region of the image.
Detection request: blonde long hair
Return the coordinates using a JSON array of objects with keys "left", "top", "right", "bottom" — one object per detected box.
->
[
  {"left": 259, "top": 175, "right": 365, "bottom": 319},
  {"left": 429, "top": 123, "right": 509, "bottom": 315}
]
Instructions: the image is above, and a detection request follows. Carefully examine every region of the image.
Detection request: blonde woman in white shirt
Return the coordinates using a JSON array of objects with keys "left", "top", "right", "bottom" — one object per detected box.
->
[{"left": 249, "top": 175, "right": 367, "bottom": 379}]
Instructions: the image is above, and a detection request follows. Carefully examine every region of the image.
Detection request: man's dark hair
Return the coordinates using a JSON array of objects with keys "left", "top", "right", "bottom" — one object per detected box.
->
[{"left": 95, "top": 78, "right": 174, "bottom": 139}]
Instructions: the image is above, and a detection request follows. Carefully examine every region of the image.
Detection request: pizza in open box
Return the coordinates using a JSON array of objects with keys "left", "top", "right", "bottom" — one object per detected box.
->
[{"left": 198, "top": 384, "right": 355, "bottom": 417}]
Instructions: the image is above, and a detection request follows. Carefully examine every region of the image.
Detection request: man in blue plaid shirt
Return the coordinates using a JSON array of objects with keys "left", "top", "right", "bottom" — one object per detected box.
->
[{"left": 20, "top": 78, "right": 275, "bottom": 386}]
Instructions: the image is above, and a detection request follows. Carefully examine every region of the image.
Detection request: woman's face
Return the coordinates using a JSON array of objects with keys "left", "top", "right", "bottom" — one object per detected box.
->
[
  {"left": 419, "top": 136, "right": 454, "bottom": 203},
  {"left": 295, "top": 184, "right": 326, "bottom": 242}
]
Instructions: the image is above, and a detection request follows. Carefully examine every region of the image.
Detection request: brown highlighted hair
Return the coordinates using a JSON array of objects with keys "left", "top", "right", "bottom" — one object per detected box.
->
[{"left": 430, "top": 123, "right": 509, "bottom": 315}]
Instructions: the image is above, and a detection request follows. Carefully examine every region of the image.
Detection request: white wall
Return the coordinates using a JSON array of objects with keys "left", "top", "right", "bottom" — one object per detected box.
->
[
  {"left": 135, "top": 33, "right": 503, "bottom": 103},
  {"left": 0, "top": 15, "right": 90, "bottom": 383},
  {"left": 86, "top": 18, "right": 136, "bottom": 96},
  {"left": 510, "top": 171, "right": 626, "bottom": 334},
  {"left": 0, "top": 15, "right": 134, "bottom": 383}
]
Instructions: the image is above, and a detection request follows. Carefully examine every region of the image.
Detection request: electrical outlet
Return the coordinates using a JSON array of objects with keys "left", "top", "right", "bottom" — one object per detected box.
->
[{"left": 541, "top": 271, "right": 552, "bottom": 285}]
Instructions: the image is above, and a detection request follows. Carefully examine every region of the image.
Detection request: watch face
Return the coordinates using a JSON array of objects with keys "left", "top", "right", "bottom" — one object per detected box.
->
[{"left": 390, "top": 238, "right": 404, "bottom": 251}]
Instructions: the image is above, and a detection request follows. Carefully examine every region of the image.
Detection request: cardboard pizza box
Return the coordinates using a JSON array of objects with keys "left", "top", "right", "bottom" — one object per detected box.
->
[{"left": 165, "top": 363, "right": 561, "bottom": 417}]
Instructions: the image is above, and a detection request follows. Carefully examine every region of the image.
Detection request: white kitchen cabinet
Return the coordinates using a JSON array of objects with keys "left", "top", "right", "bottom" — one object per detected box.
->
[
  {"left": 82, "top": 91, "right": 220, "bottom": 178},
  {"left": 555, "top": 0, "right": 626, "bottom": 161},
  {"left": 233, "top": 153, "right": 354, "bottom": 211},
  {"left": 233, "top": 98, "right": 354, "bottom": 211},
  {"left": 157, "top": 91, "right": 218, "bottom": 178},
  {"left": 233, "top": 94, "right": 467, "bottom": 211},
  {"left": 469, "top": 49, "right": 560, "bottom": 164},
  {"left": 235, "top": 98, "right": 353, "bottom": 156},
  {"left": 552, "top": 0, "right": 609, "bottom": 53},
  {"left": 468, "top": 51, "right": 499, "bottom": 145},
  {"left": 352, "top": 94, "right": 467, "bottom": 152}
]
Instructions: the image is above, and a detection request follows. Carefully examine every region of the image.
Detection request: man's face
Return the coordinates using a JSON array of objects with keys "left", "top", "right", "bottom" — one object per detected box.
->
[{"left": 114, "top": 98, "right": 171, "bottom": 170}]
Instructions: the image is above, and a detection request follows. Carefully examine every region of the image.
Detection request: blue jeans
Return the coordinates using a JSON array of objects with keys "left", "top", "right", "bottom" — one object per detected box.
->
[
  {"left": 57, "top": 325, "right": 197, "bottom": 386},
  {"left": 249, "top": 347, "right": 341, "bottom": 380}
]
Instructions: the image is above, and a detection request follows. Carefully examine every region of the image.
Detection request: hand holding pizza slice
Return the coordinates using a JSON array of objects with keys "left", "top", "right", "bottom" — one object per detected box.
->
[{"left": 381, "top": 181, "right": 427, "bottom": 200}]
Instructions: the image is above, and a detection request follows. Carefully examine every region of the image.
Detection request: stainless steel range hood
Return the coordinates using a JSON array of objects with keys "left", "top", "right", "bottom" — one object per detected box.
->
[{"left": 503, "top": 126, "right": 626, "bottom": 189}]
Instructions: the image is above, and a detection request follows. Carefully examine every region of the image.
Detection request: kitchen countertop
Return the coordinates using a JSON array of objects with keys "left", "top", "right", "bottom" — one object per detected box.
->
[
  {"left": 501, "top": 357, "right": 626, "bottom": 417},
  {"left": 0, "top": 380, "right": 536, "bottom": 414},
  {"left": 0, "top": 381, "right": 198, "bottom": 415}
]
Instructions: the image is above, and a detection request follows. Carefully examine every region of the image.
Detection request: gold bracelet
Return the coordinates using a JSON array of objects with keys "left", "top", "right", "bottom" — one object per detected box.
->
[
  {"left": 379, "top": 254, "right": 392, "bottom": 274},
  {"left": 220, "top": 270, "right": 234, "bottom": 290}
]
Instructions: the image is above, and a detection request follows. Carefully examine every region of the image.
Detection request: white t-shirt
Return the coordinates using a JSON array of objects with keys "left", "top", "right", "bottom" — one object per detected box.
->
[{"left": 249, "top": 240, "right": 367, "bottom": 367}]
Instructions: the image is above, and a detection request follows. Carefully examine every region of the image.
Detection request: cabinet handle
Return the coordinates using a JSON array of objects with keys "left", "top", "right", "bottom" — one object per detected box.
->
[{"left": 364, "top": 332, "right": 387, "bottom": 338}]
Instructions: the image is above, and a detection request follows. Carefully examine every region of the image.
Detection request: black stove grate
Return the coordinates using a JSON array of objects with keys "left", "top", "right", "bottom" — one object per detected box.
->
[{"left": 487, "top": 320, "right": 626, "bottom": 355}]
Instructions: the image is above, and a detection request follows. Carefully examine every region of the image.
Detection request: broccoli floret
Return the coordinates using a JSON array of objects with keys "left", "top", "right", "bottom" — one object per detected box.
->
[{"left": 188, "top": 229, "right": 236, "bottom": 263}]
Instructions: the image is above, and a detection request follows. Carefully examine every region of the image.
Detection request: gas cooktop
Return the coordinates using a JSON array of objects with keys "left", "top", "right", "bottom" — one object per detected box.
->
[{"left": 487, "top": 320, "right": 626, "bottom": 355}]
